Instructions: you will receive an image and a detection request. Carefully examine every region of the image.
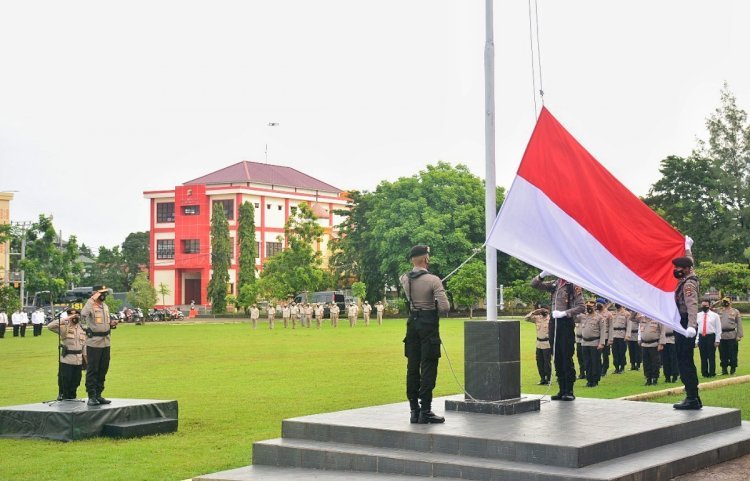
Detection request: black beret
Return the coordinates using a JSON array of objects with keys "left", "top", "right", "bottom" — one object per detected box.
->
[
  {"left": 672, "top": 257, "right": 693, "bottom": 268},
  {"left": 409, "top": 245, "right": 430, "bottom": 259}
]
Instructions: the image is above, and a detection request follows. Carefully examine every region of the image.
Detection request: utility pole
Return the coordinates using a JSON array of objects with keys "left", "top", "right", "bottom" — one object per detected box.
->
[{"left": 10, "top": 221, "right": 32, "bottom": 308}]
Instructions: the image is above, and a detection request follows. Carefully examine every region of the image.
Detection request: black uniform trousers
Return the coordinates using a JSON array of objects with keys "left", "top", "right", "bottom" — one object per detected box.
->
[
  {"left": 600, "top": 342, "right": 610, "bottom": 374},
  {"left": 719, "top": 338, "right": 739, "bottom": 370},
  {"left": 576, "top": 342, "right": 586, "bottom": 377},
  {"left": 675, "top": 319, "right": 699, "bottom": 397},
  {"left": 59, "top": 363, "right": 83, "bottom": 399},
  {"left": 535, "top": 347, "right": 552, "bottom": 380},
  {"left": 581, "top": 345, "right": 601, "bottom": 385},
  {"left": 0, "top": 323, "right": 5, "bottom": 337},
  {"left": 611, "top": 337, "right": 627, "bottom": 370},
  {"left": 12, "top": 324, "right": 19, "bottom": 336},
  {"left": 550, "top": 317, "right": 576, "bottom": 395},
  {"left": 697, "top": 333, "right": 717, "bottom": 377},
  {"left": 404, "top": 311, "right": 440, "bottom": 412},
  {"left": 627, "top": 340, "right": 641, "bottom": 367},
  {"left": 85, "top": 346, "right": 110, "bottom": 396},
  {"left": 642, "top": 346, "right": 661, "bottom": 380},
  {"left": 33, "top": 324, "right": 42, "bottom": 336},
  {"left": 20, "top": 324, "right": 26, "bottom": 337},
  {"left": 661, "top": 342, "right": 679, "bottom": 380}
]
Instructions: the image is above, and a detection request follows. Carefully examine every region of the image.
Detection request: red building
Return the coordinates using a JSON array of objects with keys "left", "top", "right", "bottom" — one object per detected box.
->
[{"left": 143, "top": 161, "right": 348, "bottom": 307}]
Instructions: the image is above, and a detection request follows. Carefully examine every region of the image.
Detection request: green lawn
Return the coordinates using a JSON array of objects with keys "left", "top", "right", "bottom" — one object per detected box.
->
[{"left": 0, "top": 317, "right": 748, "bottom": 481}]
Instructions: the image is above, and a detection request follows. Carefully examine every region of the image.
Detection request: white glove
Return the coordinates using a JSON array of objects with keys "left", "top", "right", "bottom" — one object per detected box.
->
[
  {"left": 685, "top": 326, "right": 696, "bottom": 338},
  {"left": 552, "top": 310, "right": 566, "bottom": 319},
  {"left": 685, "top": 235, "right": 693, "bottom": 250},
  {"left": 538, "top": 270, "right": 550, "bottom": 278}
]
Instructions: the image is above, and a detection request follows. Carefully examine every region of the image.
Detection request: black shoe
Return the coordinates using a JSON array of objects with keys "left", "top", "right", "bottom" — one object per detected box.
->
[
  {"left": 652, "top": 378, "right": 658, "bottom": 385},
  {"left": 417, "top": 411, "right": 445, "bottom": 424},
  {"left": 561, "top": 394, "right": 576, "bottom": 401},
  {"left": 551, "top": 393, "right": 564, "bottom": 401},
  {"left": 673, "top": 397, "right": 702, "bottom": 410},
  {"left": 538, "top": 378, "right": 547, "bottom": 385},
  {"left": 410, "top": 410, "right": 419, "bottom": 424},
  {"left": 645, "top": 378, "right": 652, "bottom": 386},
  {"left": 630, "top": 365, "right": 637, "bottom": 371},
  {"left": 722, "top": 369, "right": 728, "bottom": 375},
  {"left": 96, "top": 395, "right": 112, "bottom": 405},
  {"left": 601, "top": 370, "right": 608, "bottom": 377},
  {"left": 577, "top": 374, "right": 586, "bottom": 380},
  {"left": 731, "top": 367, "right": 736, "bottom": 375},
  {"left": 586, "top": 382, "right": 593, "bottom": 387},
  {"left": 87, "top": 397, "right": 100, "bottom": 406},
  {"left": 56, "top": 394, "right": 64, "bottom": 401}
]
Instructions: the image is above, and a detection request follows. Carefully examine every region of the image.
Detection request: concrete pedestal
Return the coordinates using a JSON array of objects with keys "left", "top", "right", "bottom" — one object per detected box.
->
[{"left": 446, "top": 320, "right": 540, "bottom": 415}]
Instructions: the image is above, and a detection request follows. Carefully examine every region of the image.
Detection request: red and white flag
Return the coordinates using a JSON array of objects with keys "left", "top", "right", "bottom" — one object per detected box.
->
[{"left": 488, "top": 107, "right": 687, "bottom": 334}]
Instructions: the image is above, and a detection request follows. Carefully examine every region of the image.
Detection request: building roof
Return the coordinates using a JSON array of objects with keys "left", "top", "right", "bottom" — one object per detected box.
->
[{"left": 184, "top": 161, "right": 341, "bottom": 193}]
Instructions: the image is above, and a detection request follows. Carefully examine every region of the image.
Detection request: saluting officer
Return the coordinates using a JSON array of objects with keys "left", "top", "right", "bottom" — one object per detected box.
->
[
  {"left": 401, "top": 245, "right": 449, "bottom": 424},
  {"left": 362, "top": 301, "right": 372, "bottom": 326},
  {"left": 609, "top": 304, "right": 629, "bottom": 374},
  {"left": 282, "top": 303, "right": 291, "bottom": 328},
  {"left": 48, "top": 308, "right": 87, "bottom": 400},
  {"left": 717, "top": 297, "right": 743, "bottom": 375},
  {"left": 330, "top": 302, "right": 340, "bottom": 327},
  {"left": 531, "top": 271, "right": 585, "bottom": 401},
  {"left": 672, "top": 236, "right": 701, "bottom": 410},
  {"left": 376, "top": 301, "right": 384, "bottom": 326},
  {"left": 524, "top": 305, "right": 552, "bottom": 385},
  {"left": 250, "top": 304, "right": 260, "bottom": 329},
  {"left": 81, "top": 285, "right": 117, "bottom": 406}
]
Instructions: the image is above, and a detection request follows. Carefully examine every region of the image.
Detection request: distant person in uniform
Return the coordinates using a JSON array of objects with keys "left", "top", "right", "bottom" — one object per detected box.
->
[
  {"left": 401, "top": 245, "right": 449, "bottom": 424},
  {"left": 81, "top": 286, "right": 118, "bottom": 406},
  {"left": 626, "top": 312, "right": 641, "bottom": 371},
  {"left": 524, "top": 305, "right": 551, "bottom": 385},
  {"left": 696, "top": 299, "right": 721, "bottom": 378},
  {"left": 716, "top": 297, "right": 742, "bottom": 375},
  {"left": 267, "top": 303, "right": 276, "bottom": 329},
  {"left": 48, "top": 308, "right": 86, "bottom": 400},
  {"left": 637, "top": 314, "right": 666, "bottom": 385},
  {"left": 330, "top": 303, "right": 340, "bottom": 327},
  {"left": 661, "top": 325, "right": 679, "bottom": 383},
  {"left": 282, "top": 303, "right": 291, "bottom": 328},
  {"left": 290, "top": 303, "right": 299, "bottom": 329},
  {"left": 348, "top": 303, "right": 358, "bottom": 327},
  {"left": 32, "top": 308, "right": 45, "bottom": 336},
  {"left": 362, "top": 301, "right": 372, "bottom": 326},
  {"left": 0, "top": 308, "right": 7, "bottom": 338},
  {"left": 575, "top": 301, "right": 605, "bottom": 388},
  {"left": 314, "top": 304, "right": 324, "bottom": 328},
  {"left": 375, "top": 301, "right": 384, "bottom": 326},
  {"left": 575, "top": 315, "right": 586, "bottom": 380},
  {"left": 531, "top": 271, "right": 585, "bottom": 401},
  {"left": 609, "top": 304, "right": 629, "bottom": 374},
  {"left": 11, "top": 308, "right": 23, "bottom": 337},
  {"left": 250, "top": 304, "right": 260, "bottom": 329},
  {"left": 596, "top": 300, "right": 612, "bottom": 377},
  {"left": 672, "top": 236, "right": 701, "bottom": 410}
]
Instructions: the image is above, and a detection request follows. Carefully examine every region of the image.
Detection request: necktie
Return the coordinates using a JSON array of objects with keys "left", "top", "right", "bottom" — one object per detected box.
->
[{"left": 702, "top": 312, "right": 708, "bottom": 336}]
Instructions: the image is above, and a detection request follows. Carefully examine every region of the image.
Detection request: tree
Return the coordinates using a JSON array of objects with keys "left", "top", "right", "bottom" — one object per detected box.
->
[
  {"left": 259, "top": 203, "right": 329, "bottom": 299},
  {"left": 121, "top": 231, "right": 150, "bottom": 289},
  {"left": 329, "top": 162, "right": 504, "bottom": 301},
  {"left": 0, "top": 284, "right": 20, "bottom": 313},
  {"left": 104, "top": 296, "right": 123, "bottom": 314},
  {"left": 237, "top": 202, "right": 257, "bottom": 295},
  {"left": 695, "top": 262, "right": 750, "bottom": 299},
  {"left": 127, "top": 272, "right": 157, "bottom": 312},
  {"left": 207, "top": 204, "right": 231, "bottom": 313},
  {"left": 157, "top": 282, "right": 172, "bottom": 306},
  {"left": 237, "top": 283, "right": 260, "bottom": 314},
  {"left": 447, "top": 261, "right": 485, "bottom": 318},
  {"left": 89, "top": 245, "right": 128, "bottom": 291},
  {"left": 503, "top": 278, "right": 549, "bottom": 310},
  {"left": 351, "top": 281, "right": 366, "bottom": 303}
]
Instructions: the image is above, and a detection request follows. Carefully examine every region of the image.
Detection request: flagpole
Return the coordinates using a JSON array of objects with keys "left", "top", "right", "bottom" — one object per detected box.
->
[{"left": 484, "top": 0, "right": 497, "bottom": 321}]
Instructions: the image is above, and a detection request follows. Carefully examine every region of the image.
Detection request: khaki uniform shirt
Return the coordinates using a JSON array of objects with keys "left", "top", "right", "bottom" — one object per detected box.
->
[
  {"left": 81, "top": 299, "right": 111, "bottom": 348},
  {"left": 625, "top": 312, "right": 640, "bottom": 342},
  {"left": 530, "top": 277, "right": 585, "bottom": 318},
  {"left": 48, "top": 319, "right": 87, "bottom": 366},
  {"left": 663, "top": 326, "right": 676, "bottom": 345},
  {"left": 363, "top": 304, "right": 372, "bottom": 315},
  {"left": 609, "top": 308, "right": 629, "bottom": 340},
  {"left": 718, "top": 306, "right": 743, "bottom": 340},
  {"left": 282, "top": 307, "right": 291, "bottom": 319},
  {"left": 526, "top": 314, "right": 551, "bottom": 349},
  {"left": 598, "top": 309, "right": 612, "bottom": 341},
  {"left": 267, "top": 306, "right": 275, "bottom": 320},
  {"left": 674, "top": 250, "right": 699, "bottom": 329},
  {"left": 330, "top": 305, "right": 339, "bottom": 317},
  {"left": 399, "top": 267, "right": 450, "bottom": 314},
  {"left": 638, "top": 316, "right": 666, "bottom": 347},
  {"left": 315, "top": 306, "right": 324, "bottom": 319},
  {"left": 576, "top": 312, "right": 606, "bottom": 347},
  {"left": 250, "top": 308, "right": 260, "bottom": 320}
]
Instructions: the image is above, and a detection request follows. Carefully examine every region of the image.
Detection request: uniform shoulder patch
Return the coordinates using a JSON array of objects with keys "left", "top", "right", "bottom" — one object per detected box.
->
[{"left": 684, "top": 284, "right": 695, "bottom": 296}]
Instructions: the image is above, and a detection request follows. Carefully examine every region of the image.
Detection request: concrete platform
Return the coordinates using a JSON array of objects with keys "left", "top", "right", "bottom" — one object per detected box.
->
[
  {"left": 0, "top": 398, "right": 178, "bottom": 441},
  {"left": 194, "top": 394, "right": 750, "bottom": 481}
]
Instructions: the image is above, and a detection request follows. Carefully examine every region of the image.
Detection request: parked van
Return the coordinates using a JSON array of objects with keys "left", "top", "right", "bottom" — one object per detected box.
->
[{"left": 293, "top": 291, "right": 346, "bottom": 318}]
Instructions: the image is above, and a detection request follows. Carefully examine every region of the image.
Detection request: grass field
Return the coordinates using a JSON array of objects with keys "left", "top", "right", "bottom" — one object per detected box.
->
[{"left": 1, "top": 316, "right": 748, "bottom": 481}]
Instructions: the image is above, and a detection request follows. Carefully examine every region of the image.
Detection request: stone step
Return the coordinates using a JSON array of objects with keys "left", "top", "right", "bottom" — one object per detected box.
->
[
  {"left": 102, "top": 417, "right": 178, "bottom": 438},
  {"left": 279, "top": 395, "right": 741, "bottom": 468},
  {"left": 193, "top": 465, "right": 460, "bottom": 481},
  {"left": 251, "top": 422, "right": 750, "bottom": 481}
]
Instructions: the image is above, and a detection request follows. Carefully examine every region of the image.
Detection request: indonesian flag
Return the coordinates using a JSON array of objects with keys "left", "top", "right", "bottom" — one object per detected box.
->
[{"left": 488, "top": 107, "right": 686, "bottom": 334}]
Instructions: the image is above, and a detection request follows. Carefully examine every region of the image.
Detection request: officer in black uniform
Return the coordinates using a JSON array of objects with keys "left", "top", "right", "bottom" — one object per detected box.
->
[
  {"left": 532, "top": 271, "right": 585, "bottom": 400},
  {"left": 672, "top": 236, "right": 701, "bottom": 410},
  {"left": 401, "top": 245, "right": 450, "bottom": 424}
]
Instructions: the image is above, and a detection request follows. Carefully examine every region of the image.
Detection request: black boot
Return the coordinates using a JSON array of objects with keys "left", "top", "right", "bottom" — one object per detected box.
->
[
  {"left": 87, "top": 392, "right": 100, "bottom": 406},
  {"left": 418, "top": 411, "right": 445, "bottom": 424},
  {"left": 731, "top": 367, "right": 736, "bottom": 375},
  {"left": 538, "top": 377, "right": 547, "bottom": 385},
  {"left": 96, "top": 392, "right": 111, "bottom": 405},
  {"left": 652, "top": 377, "right": 658, "bottom": 385},
  {"left": 721, "top": 368, "right": 728, "bottom": 375},
  {"left": 410, "top": 410, "right": 419, "bottom": 424},
  {"left": 673, "top": 396, "right": 702, "bottom": 410},
  {"left": 645, "top": 378, "right": 652, "bottom": 386}
]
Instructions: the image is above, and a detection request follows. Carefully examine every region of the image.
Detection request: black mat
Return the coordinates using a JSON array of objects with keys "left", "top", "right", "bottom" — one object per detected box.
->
[{"left": 0, "top": 398, "right": 178, "bottom": 441}]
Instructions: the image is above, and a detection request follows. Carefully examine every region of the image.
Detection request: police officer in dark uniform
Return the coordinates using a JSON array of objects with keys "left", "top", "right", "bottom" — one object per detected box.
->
[
  {"left": 401, "top": 245, "right": 450, "bottom": 424},
  {"left": 81, "top": 285, "right": 118, "bottom": 406},
  {"left": 672, "top": 236, "right": 701, "bottom": 410},
  {"left": 532, "top": 271, "right": 585, "bottom": 400}
]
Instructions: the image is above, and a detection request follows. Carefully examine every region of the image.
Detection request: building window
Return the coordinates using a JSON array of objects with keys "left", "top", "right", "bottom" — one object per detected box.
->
[
  {"left": 290, "top": 206, "right": 297, "bottom": 214},
  {"left": 256, "top": 241, "right": 260, "bottom": 258},
  {"left": 156, "top": 202, "right": 175, "bottom": 223},
  {"left": 265, "top": 241, "right": 283, "bottom": 258},
  {"left": 229, "top": 239, "right": 235, "bottom": 259},
  {"left": 254, "top": 202, "right": 259, "bottom": 208},
  {"left": 212, "top": 200, "right": 234, "bottom": 220},
  {"left": 277, "top": 205, "right": 282, "bottom": 211},
  {"left": 266, "top": 204, "right": 271, "bottom": 210},
  {"left": 182, "top": 205, "right": 200, "bottom": 215},
  {"left": 156, "top": 239, "right": 174, "bottom": 260},
  {"left": 228, "top": 283, "right": 234, "bottom": 295},
  {"left": 182, "top": 239, "right": 200, "bottom": 254}
]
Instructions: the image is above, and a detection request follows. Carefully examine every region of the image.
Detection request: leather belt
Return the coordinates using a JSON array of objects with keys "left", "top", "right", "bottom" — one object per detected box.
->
[
  {"left": 65, "top": 349, "right": 83, "bottom": 354},
  {"left": 722, "top": 328, "right": 735, "bottom": 332},
  {"left": 536, "top": 337, "right": 549, "bottom": 342},
  {"left": 583, "top": 336, "right": 600, "bottom": 341},
  {"left": 613, "top": 327, "right": 626, "bottom": 331}
]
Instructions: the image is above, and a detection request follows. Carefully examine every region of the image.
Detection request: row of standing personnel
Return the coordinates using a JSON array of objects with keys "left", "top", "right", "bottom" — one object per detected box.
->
[
  {"left": 247, "top": 301, "right": 385, "bottom": 329},
  {"left": 0, "top": 308, "right": 47, "bottom": 337}
]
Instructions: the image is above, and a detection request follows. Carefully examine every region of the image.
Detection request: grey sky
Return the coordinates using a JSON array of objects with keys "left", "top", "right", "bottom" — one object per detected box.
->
[{"left": 1, "top": 1, "right": 748, "bottom": 249}]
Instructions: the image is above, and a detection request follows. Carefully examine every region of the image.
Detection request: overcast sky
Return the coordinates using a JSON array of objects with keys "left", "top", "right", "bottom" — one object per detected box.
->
[{"left": 1, "top": 1, "right": 748, "bottom": 249}]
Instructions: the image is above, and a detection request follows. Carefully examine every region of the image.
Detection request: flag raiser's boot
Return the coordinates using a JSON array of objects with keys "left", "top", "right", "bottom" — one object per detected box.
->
[
  {"left": 96, "top": 393, "right": 111, "bottom": 405},
  {"left": 87, "top": 392, "right": 100, "bottom": 406},
  {"left": 410, "top": 410, "right": 419, "bottom": 424},
  {"left": 418, "top": 411, "right": 445, "bottom": 424},
  {"left": 673, "top": 396, "right": 702, "bottom": 410}
]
